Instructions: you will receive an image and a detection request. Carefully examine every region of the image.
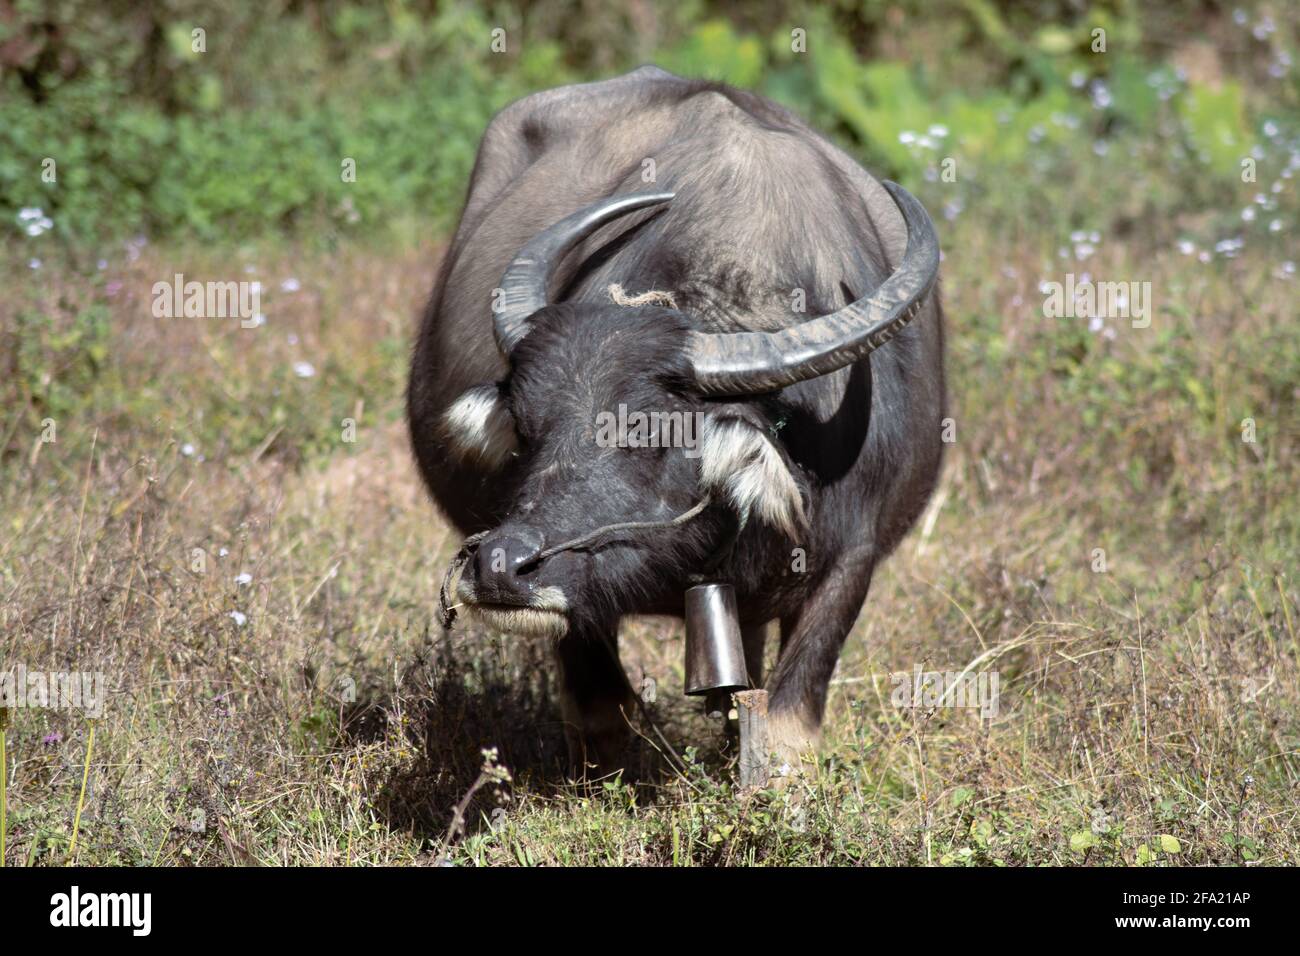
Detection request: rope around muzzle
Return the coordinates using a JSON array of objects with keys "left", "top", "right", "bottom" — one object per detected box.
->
[
  {"left": 436, "top": 497, "right": 714, "bottom": 630},
  {"left": 437, "top": 529, "right": 491, "bottom": 629}
]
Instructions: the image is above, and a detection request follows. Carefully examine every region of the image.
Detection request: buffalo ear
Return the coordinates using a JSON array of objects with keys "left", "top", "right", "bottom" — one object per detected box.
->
[
  {"left": 441, "top": 384, "right": 518, "bottom": 468},
  {"left": 698, "top": 415, "right": 805, "bottom": 538}
]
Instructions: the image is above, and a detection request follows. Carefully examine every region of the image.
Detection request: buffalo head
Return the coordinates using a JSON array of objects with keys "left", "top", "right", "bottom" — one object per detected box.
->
[{"left": 439, "top": 184, "right": 937, "bottom": 638}]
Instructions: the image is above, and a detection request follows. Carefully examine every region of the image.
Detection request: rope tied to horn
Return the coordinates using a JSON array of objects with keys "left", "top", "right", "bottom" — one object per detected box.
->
[{"left": 608, "top": 283, "right": 678, "bottom": 309}]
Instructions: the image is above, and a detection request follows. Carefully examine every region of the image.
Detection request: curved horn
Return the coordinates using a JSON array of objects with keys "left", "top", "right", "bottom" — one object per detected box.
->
[
  {"left": 493, "top": 191, "right": 675, "bottom": 354},
  {"left": 686, "top": 181, "right": 939, "bottom": 396}
]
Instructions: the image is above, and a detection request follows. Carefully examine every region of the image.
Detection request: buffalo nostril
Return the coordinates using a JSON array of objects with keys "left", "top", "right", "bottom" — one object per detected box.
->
[{"left": 473, "top": 529, "right": 545, "bottom": 600}]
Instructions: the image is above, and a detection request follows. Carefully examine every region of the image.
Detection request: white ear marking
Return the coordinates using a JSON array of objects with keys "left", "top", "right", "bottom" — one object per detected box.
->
[
  {"left": 441, "top": 385, "right": 518, "bottom": 468},
  {"left": 699, "top": 416, "right": 805, "bottom": 537}
]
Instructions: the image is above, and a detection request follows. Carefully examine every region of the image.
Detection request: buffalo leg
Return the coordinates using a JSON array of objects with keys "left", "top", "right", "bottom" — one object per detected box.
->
[
  {"left": 554, "top": 625, "right": 635, "bottom": 781},
  {"left": 742, "top": 620, "right": 770, "bottom": 687},
  {"left": 766, "top": 548, "right": 876, "bottom": 774}
]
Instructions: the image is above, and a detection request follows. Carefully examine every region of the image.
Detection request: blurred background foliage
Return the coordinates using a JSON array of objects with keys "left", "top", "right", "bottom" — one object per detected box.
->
[{"left": 1, "top": 0, "right": 1295, "bottom": 247}]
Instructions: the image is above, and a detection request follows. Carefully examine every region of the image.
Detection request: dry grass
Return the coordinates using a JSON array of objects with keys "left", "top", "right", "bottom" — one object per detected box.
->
[{"left": 0, "top": 203, "right": 1296, "bottom": 865}]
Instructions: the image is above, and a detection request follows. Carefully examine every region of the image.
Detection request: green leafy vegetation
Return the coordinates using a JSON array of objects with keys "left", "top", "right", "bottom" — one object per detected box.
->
[{"left": 1, "top": 2, "right": 1287, "bottom": 244}]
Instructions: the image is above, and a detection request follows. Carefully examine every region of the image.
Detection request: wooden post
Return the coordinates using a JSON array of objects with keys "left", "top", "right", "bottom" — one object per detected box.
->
[{"left": 734, "top": 689, "right": 769, "bottom": 790}]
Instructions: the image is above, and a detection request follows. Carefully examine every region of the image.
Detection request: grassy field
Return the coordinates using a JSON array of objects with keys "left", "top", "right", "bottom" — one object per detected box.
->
[{"left": 2, "top": 149, "right": 1296, "bottom": 865}]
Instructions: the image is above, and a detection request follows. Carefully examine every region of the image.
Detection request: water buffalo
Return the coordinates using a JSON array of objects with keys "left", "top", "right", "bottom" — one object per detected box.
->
[{"left": 407, "top": 66, "right": 944, "bottom": 777}]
